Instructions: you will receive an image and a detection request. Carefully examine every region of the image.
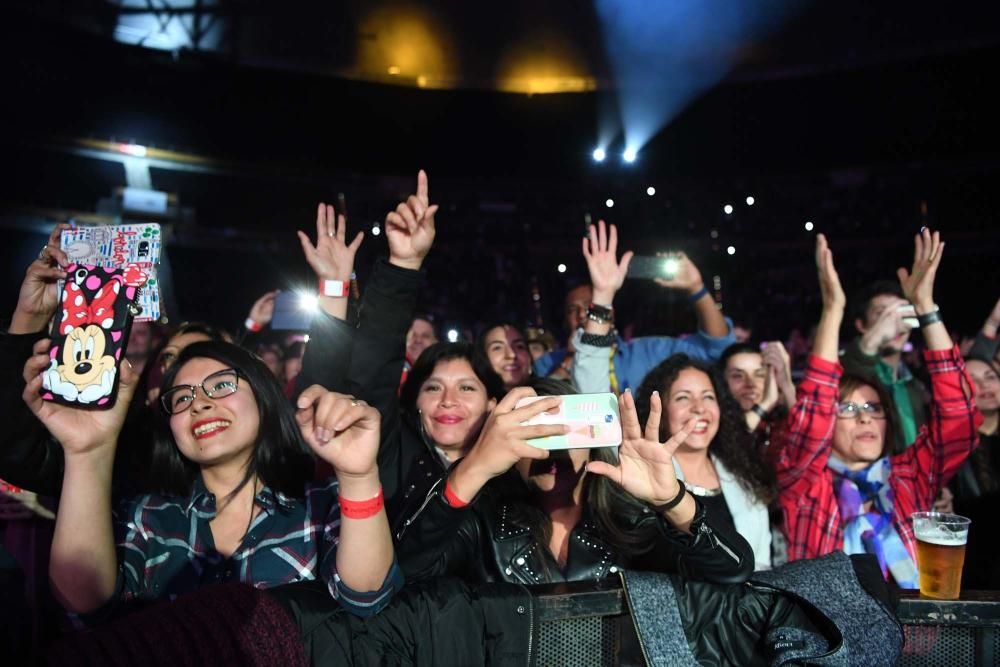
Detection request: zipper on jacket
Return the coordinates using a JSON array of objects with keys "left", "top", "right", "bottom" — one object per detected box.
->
[
  {"left": 512, "top": 583, "right": 535, "bottom": 667},
  {"left": 696, "top": 520, "right": 741, "bottom": 564},
  {"left": 395, "top": 475, "right": 444, "bottom": 542}
]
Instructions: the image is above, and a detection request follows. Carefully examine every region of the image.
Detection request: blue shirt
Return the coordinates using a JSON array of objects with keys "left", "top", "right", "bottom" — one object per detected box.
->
[{"left": 108, "top": 476, "right": 402, "bottom": 618}]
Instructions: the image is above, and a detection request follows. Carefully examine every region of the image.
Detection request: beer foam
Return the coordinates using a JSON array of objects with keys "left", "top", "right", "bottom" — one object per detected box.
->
[{"left": 915, "top": 527, "right": 968, "bottom": 546}]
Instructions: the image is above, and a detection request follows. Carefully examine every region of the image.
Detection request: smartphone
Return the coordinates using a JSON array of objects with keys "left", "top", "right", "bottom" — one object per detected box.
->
[
  {"left": 897, "top": 304, "right": 918, "bottom": 329},
  {"left": 626, "top": 254, "right": 679, "bottom": 281},
  {"left": 41, "top": 264, "right": 142, "bottom": 408},
  {"left": 514, "top": 392, "right": 622, "bottom": 450},
  {"left": 270, "top": 291, "right": 316, "bottom": 331}
]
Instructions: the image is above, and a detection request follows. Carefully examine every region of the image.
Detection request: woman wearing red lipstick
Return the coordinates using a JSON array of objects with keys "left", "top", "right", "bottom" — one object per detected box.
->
[
  {"left": 397, "top": 377, "right": 754, "bottom": 585},
  {"left": 775, "top": 230, "right": 980, "bottom": 589},
  {"left": 23, "top": 340, "right": 402, "bottom": 619}
]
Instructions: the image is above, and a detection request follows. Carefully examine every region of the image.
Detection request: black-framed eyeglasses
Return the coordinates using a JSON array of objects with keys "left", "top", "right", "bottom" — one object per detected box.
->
[
  {"left": 836, "top": 401, "right": 886, "bottom": 420},
  {"left": 160, "top": 368, "right": 245, "bottom": 415}
]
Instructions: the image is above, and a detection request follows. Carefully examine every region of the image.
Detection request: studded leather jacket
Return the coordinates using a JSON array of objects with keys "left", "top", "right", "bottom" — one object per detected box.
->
[{"left": 397, "top": 471, "right": 755, "bottom": 586}]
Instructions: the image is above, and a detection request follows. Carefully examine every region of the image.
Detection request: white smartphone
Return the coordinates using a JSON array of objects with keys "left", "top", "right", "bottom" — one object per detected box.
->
[
  {"left": 897, "top": 304, "right": 919, "bottom": 329},
  {"left": 514, "top": 392, "right": 622, "bottom": 450}
]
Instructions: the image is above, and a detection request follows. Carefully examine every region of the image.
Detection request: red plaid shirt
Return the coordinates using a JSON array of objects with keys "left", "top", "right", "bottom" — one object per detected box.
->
[{"left": 775, "top": 345, "right": 981, "bottom": 565}]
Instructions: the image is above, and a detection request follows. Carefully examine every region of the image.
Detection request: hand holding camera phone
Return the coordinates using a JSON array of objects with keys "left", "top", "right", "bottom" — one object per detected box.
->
[
  {"left": 897, "top": 304, "right": 919, "bottom": 329},
  {"left": 513, "top": 393, "right": 622, "bottom": 450},
  {"left": 626, "top": 254, "right": 681, "bottom": 281}
]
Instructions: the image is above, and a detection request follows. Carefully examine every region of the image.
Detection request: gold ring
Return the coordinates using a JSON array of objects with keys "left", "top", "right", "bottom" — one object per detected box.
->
[
  {"left": 38, "top": 245, "right": 48, "bottom": 261},
  {"left": 350, "top": 399, "right": 360, "bottom": 407}
]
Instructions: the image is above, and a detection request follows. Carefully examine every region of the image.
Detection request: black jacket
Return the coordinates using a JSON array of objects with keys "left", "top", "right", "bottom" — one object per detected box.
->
[
  {"left": 295, "top": 259, "right": 439, "bottom": 531},
  {"left": 397, "top": 470, "right": 755, "bottom": 587}
]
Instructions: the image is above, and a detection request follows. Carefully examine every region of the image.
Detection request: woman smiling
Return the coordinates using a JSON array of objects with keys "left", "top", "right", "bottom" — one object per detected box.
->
[{"left": 23, "top": 340, "right": 401, "bottom": 618}]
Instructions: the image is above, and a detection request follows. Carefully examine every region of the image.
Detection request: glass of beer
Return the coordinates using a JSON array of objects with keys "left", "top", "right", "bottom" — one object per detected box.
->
[{"left": 911, "top": 511, "right": 970, "bottom": 600}]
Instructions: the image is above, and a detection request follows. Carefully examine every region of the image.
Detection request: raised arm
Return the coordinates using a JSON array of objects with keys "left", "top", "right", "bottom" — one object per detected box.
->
[
  {"left": 968, "top": 297, "right": 1000, "bottom": 361},
  {"left": 293, "top": 202, "right": 364, "bottom": 397},
  {"left": 893, "top": 229, "right": 982, "bottom": 494},
  {"left": 654, "top": 251, "right": 728, "bottom": 339},
  {"left": 774, "top": 234, "right": 844, "bottom": 490},
  {"left": 296, "top": 386, "right": 400, "bottom": 614},
  {"left": 22, "top": 338, "right": 138, "bottom": 613}
]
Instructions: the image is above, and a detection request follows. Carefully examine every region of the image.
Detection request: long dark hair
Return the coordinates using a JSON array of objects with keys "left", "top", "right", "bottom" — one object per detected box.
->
[
  {"left": 499, "top": 377, "right": 662, "bottom": 559},
  {"left": 399, "top": 341, "right": 506, "bottom": 419},
  {"left": 151, "top": 341, "right": 313, "bottom": 500},
  {"left": 472, "top": 321, "right": 533, "bottom": 388},
  {"left": 635, "top": 354, "right": 777, "bottom": 504}
]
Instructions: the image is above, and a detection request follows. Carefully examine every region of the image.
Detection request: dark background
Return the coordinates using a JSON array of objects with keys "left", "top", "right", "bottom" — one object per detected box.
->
[{"left": 2, "top": 1, "right": 998, "bottom": 345}]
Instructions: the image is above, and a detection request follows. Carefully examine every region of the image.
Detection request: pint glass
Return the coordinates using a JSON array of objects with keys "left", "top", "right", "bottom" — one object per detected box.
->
[{"left": 911, "top": 512, "right": 970, "bottom": 600}]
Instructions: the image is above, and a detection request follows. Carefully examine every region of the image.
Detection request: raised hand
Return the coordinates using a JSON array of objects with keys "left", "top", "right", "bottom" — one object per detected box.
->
[
  {"left": 247, "top": 291, "right": 279, "bottom": 329},
  {"left": 983, "top": 297, "right": 1000, "bottom": 339},
  {"left": 653, "top": 251, "right": 704, "bottom": 297},
  {"left": 448, "top": 387, "right": 565, "bottom": 503},
  {"left": 297, "top": 203, "right": 363, "bottom": 282},
  {"left": 815, "top": 234, "right": 846, "bottom": 312},
  {"left": 762, "top": 341, "right": 796, "bottom": 408},
  {"left": 897, "top": 227, "right": 944, "bottom": 314},
  {"left": 295, "top": 386, "right": 380, "bottom": 480},
  {"left": 586, "top": 390, "right": 692, "bottom": 507},
  {"left": 385, "top": 169, "right": 438, "bottom": 271},
  {"left": 11, "top": 223, "right": 70, "bottom": 334},
  {"left": 22, "top": 338, "right": 138, "bottom": 456},
  {"left": 582, "top": 220, "right": 633, "bottom": 305},
  {"left": 859, "top": 295, "right": 913, "bottom": 355}
]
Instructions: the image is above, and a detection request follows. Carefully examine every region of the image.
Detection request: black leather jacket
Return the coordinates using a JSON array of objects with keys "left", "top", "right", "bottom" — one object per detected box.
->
[{"left": 398, "top": 471, "right": 755, "bottom": 587}]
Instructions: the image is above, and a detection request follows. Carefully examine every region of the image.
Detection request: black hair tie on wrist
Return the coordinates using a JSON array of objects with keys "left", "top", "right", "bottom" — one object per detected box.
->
[
  {"left": 917, "top": 309, "right": 942, "bottom": 328},
  {"left": 649, "top": 483, "right": 687, "bottom": 513}
]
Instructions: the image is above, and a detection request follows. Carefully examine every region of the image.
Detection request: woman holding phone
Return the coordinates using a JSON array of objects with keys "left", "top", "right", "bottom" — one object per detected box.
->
[
  {"left": 396, "top": 377, "right": 753, "bottom": 585},
  {"left": 23, "top": 339, "right": 401, "bottom": 618}
]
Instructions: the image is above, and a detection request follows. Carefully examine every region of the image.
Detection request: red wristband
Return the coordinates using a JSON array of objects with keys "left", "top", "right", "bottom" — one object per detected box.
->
[
  {"left": 443, "top": 480, "right": 470, "bottom": 508},
  {"left": 319, "top": 279, "right": 350, "bottom": 298},
  {"left": 339, "top": 487, "right": 384, "bottom": 519},
  {"left": 244, "top": 318, "right": 263, "bottom": 333}
]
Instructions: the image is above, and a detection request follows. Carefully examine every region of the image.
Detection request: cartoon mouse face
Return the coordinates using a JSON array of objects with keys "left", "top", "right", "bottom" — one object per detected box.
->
[{"left": 60, "top": 325, "right": 116, "bottom": 387}]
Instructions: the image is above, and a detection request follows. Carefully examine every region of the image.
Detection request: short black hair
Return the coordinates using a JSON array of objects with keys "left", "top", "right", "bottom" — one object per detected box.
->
[
  {"left": 399, "top": 342, "right": 506, "bottom": 417},
  {"left": 151, "top": 341, "right": 313, "bottom": 500},
  {"left": 850, "top": 280, "right": 905, "bottom": 325}
]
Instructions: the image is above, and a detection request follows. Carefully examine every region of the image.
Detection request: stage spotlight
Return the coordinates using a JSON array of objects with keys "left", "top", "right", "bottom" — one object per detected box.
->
[
  {"left": 726, "top": 246, "right": 736, "bottom": 255},
  {"left": 605, "top": 198, "right": 615, "bottom": 208},
  {"left": 592, "top": 147, "right": 606, "bottom": 162},
  {"left": 557, "top": 263, "right": 567, "bottom": 273},
  {"left": 622, "top": 148, "right": 637, "bottom": 163},
  {"left": 723, "top": 204, "right": 733, "bottom": 215},
  {"left": 804, "top": 221, "right": 814, "bottom": 231},
  {"left": 646, "top": 186, "right": 656, "bottom": 196},
  {"left": 745, "top": 196, "right": 755, "bottom": 206},
  {"left": 371, "top": 223, "right": 382, "bottom": 236},
  {"left": 447, "top": 329, "right": 460, "bottom": 343}
]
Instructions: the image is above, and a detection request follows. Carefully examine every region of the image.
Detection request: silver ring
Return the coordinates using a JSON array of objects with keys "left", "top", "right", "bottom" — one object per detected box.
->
[
  {"left": 327, "top": 232, "right": 334, "bottom": 237},
  {"left": 37, "top": 245, "right": 49, "bottom": 261}
]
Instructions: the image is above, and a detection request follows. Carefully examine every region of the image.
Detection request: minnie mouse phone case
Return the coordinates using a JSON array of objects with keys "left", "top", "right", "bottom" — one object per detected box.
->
[{"left": 40, "top": 263, "right": 148, "bottom": 408}]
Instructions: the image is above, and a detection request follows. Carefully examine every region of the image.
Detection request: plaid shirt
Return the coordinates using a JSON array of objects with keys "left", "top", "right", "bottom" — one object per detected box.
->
[
  {"left": 775, "top": 346, "right": 981, "bottom": 567},
  {"left": 110, "top": 477, "right": 401, "bottom": 618}
]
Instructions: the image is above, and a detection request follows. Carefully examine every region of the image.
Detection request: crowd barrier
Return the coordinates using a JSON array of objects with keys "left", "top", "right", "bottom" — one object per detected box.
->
[{"left": 532, "top": 580, "right": 1000, "bottom": 666}]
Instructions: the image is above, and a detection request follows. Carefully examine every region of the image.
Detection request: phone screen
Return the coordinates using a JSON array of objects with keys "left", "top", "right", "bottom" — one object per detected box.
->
[
  {"left": 515, "top": 393, "right": 622, "bottom": 450},
  {"left": 626, "top": 255, "right": 679, "bottom": 280},
  {"left": 270, "top": 291, "right": 315, "bottom": 331}
]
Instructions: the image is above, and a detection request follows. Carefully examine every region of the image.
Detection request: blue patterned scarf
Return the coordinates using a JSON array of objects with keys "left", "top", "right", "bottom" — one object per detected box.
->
[{"left": 827, "top": 456, "right": 919, "bottom": 588}]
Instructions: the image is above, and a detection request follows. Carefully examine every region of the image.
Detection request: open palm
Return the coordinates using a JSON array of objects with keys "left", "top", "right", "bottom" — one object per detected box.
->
[
  {"left": 588, "top": 390, "right": 693, "bottom": 506},
  {"left": 298, "top": 203, "right": 363, "bottom": 281}
]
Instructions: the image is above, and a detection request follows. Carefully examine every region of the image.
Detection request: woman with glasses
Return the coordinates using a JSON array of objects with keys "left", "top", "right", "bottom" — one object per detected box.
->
[
  {"left": 21, "top": 339, "right": 401, "bottom": 618},
  {"left": 775, "top": 231, "right": 981, "bottom": 588}
]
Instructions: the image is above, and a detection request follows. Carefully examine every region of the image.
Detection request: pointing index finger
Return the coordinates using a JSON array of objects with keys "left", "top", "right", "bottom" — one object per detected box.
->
[{"left": 417, "top": 169, "right": 429, "bottom": 205}]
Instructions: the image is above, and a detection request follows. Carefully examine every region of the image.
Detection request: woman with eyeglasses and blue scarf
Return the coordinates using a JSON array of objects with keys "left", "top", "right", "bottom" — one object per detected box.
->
[{"left": 775, "top": 230, "right": 981, "bottom": 588}]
